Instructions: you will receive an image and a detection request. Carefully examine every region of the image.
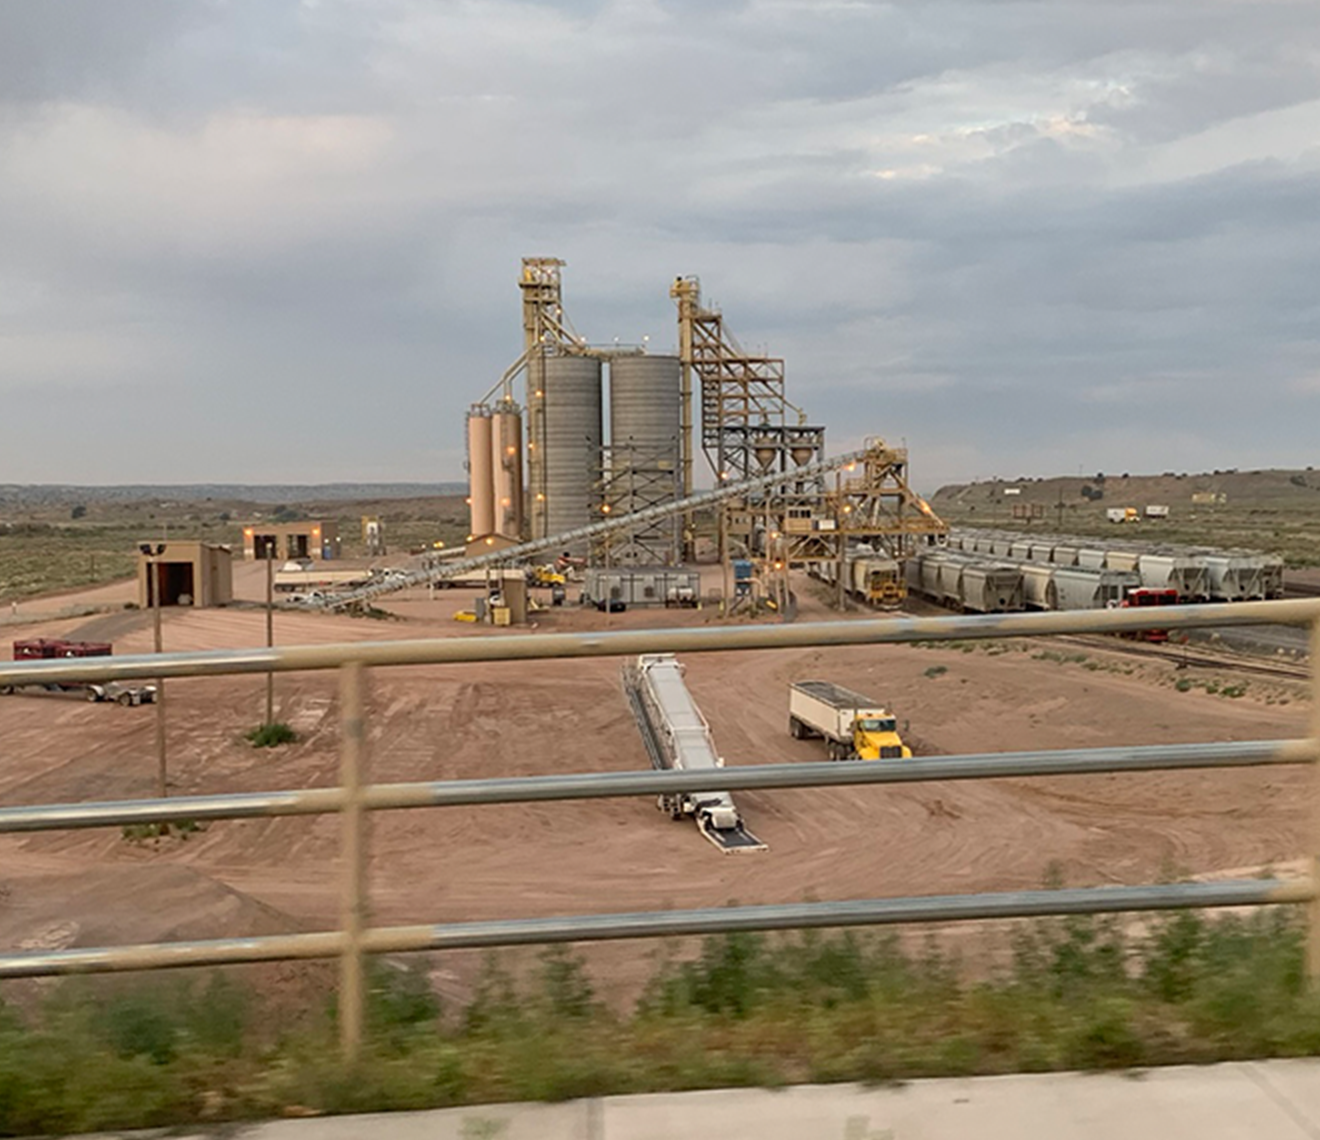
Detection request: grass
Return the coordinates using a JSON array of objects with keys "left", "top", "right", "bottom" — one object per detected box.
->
[{"left": 2, "top": 905, "right": 1319, "bottom": 1133}]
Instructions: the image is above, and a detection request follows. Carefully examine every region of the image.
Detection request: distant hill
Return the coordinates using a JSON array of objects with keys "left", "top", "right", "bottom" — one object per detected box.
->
[
  {"left": 932, "top": 468, "right": 1320, "bottom": 514},
  {"left": 0, "top": 483, "right": 466, "bottom": 507}
]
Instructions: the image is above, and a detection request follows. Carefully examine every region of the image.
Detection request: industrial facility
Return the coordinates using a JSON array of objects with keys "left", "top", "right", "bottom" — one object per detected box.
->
[{"left": 449, "top": 258, "right": 948, "bottom": 614}]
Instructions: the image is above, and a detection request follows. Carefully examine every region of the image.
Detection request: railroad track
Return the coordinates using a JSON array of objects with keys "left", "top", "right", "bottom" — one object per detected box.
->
[{"left": 1047, "top": 634, "right": 1311, "bottom": 682}]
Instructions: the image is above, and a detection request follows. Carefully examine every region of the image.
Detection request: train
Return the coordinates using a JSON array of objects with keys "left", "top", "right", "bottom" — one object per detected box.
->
[
  {"left": 810, "top": 554, "right": 905, "bottom": 608},
  {"left": 942, "top": 530, "right": 1283, "bottom": 603}
]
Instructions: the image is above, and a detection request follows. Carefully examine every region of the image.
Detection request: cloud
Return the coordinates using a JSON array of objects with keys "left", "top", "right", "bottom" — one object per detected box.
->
[{"left": 0, "top": 0, "right": 1317, "bottom": 484}]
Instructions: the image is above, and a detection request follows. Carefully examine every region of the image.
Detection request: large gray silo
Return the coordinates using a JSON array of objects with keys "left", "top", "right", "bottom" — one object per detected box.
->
[
  {"left": 539, "top": 355, "right": 604, "bottom": 546},
  {"left": 606, "top": 355, "right": 682, "bottom": 565}
]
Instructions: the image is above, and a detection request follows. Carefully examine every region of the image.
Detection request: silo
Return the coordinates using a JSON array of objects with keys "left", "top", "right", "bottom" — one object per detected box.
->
[
  {"left": 541, "top": 356, "right": 603, "bottom": 545},
  {"left": 608, "top": 355, "right": 682, "bottom": 564},
  {"left": 490, "top": 402, "right": 524, "bottom": 540},
  {"left": 465, "top": 408, "right": 495, "bottom": 540}
]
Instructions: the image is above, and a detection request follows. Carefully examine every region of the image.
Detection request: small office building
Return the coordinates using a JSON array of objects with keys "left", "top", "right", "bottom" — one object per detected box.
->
[
  {"left": 136, "top": 542, "right": 234, "bottom": 608},
  {"left": 241, "top": 520, "right": 341, "bottom": 561}
]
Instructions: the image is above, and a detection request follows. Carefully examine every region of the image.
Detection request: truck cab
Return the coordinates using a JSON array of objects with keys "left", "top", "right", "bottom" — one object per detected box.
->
[{"left": 853, "top": 715, "right": 912, "bottom": 760}]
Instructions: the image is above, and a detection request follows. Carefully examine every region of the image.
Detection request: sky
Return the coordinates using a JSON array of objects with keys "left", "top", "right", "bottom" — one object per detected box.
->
[{"left": 1, "top": 0, "right": 1318, "bottom": 491}]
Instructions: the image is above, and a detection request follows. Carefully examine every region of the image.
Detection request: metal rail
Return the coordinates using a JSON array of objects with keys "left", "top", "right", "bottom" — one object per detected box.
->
[
  {"left": 1, "top": 881, "right": 1311, "bottom": 980},
  {"left": 0, "top": 599, "right": 1315, "bottom": 688},
  {"left": 0, "top": 739, "right": 1311, "bottom": 834},
  {"left": 0, "top": 599, "right": 1316, "bottom": 1065}
]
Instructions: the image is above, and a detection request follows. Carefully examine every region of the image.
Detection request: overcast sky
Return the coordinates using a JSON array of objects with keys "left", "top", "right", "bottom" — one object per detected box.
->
[{"left": 2, "top": 0, "right": 1318, "bottom": 491}]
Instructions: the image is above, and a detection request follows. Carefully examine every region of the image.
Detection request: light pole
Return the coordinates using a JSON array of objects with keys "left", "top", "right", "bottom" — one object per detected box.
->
[
  {"left": 140, "top": 543, "right": 168, "bottom": 799},
  {"left": 265, "top": 546, "right": 275, "bottom": 726}
]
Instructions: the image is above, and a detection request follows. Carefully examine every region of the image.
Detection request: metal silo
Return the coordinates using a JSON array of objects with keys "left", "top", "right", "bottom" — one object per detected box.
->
[
  {"left": 540, "top": 355, "right": 603, "bottom": 545},
  {"left": 490, "top": 402, "right": 524, "bottom": 540},
  {"left": 606, "top": 355, "right": 681, "bottom": 565},
  {"left": 465, "top": 408, "right": 495, "bottom": 540}
]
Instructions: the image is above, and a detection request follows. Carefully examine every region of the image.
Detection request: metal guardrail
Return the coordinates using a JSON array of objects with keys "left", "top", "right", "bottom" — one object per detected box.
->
[{"left": 0, "top": 599, "right": 1317, "bottom": 1063}]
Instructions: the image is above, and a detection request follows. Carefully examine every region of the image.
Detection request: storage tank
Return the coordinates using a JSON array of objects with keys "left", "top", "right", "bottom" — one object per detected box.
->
[
  {"left": 540, "top": 355, "right": 603, "bottom": 545},
  {"left": 465, "top": 408, "right": 495, "bottom": 540},
  {"left": 490, "top": 402, "right": 524, "bottom": 540},
  {"left": 607, "top": 355, "right": 682, "bottom": 564}
]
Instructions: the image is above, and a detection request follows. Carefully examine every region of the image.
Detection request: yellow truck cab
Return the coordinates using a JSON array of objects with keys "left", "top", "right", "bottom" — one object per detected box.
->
[{"left": 852, "top": 713, "right": 912, "bottom": 760}]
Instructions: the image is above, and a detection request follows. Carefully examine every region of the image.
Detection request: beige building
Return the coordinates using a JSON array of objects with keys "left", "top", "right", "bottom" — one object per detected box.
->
[
  {"left": 136, "top": 542, "right": 234, "bottom": 608},
  {"left": 241, "top": 520, "right": 341, "bottom": 561}
]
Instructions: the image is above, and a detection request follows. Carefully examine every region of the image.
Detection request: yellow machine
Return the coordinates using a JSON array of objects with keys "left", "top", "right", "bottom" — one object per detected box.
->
[{"left": 529, "top": 564, "right": 567, "bottom": 587}]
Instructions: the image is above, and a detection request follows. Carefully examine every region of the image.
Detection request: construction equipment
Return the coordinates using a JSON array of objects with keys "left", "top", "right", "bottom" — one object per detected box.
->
[
  {"left": 623, "top": 654, "right": 766, "bottom": 853},
  {"left": 788, "top": 680, "right": 911, "bottom": 761}
]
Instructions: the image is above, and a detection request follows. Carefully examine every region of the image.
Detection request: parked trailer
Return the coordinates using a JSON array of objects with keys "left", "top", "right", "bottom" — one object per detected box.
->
[
  {"left": 908, "top": 554, "right": 1022, "bottom": 613},
  {"left": 3, "top": 639, "right": 113, "bottom": 697},
  {"left": 961, "top": 563, "right": 1024, "bottom": 613},
  {"left": 1262, "top": 555, "right": 1285, "bottom": 600},
  {"left": 1018, "top": 563, "right": 1058, "bottom": 610},
  {"left": 1052, "top": 567, "right": 1141, "bottom": 610},
  {"left": 1137, "top": 553, "right": 1209, "bottom": 601},
  {"left": 1104, "top": 549, "right": 1141, "bottom": 573},
  {"left": 1199, "top": 554, "right": 1264, "bottom": 602},
  {"left": 274, "top": 569, "right": 372, "bottom": 594},
  {"left": 622, "top": 654, "right": 765, "bottom": 853},
  {"left": 789, "top": 680, "right": 911, "bottom": 761},
  {"left": 585, "top": 568, "right": 701, "bottom": 609}
]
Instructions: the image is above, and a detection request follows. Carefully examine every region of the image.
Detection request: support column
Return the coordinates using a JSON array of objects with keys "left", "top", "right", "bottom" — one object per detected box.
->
[{"left": 339, "top": 661, "right": 369, "bottom": 1062}]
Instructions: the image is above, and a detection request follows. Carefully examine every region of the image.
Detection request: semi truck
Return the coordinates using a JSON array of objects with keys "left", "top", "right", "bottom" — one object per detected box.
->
[{"left": 788, "top": 680, "right": 912, "bottom": 760}]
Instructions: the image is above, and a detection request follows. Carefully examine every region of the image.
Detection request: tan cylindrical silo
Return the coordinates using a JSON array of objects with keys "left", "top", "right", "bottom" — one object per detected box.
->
[
  {"left": 466, "top": 408, "right": 495, "bottom": 539},
  {"left": 491, "top": 403, "right": 524, "bottom": 540}
]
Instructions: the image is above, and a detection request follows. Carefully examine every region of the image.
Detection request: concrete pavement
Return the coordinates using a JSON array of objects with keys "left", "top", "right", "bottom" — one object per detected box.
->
[{"left": 85, "top": 1060, "right": 1320, "bottom": 1139}]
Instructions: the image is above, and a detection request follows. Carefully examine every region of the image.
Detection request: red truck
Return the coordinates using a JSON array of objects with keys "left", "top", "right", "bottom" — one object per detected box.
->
[{"left": 1, "top": 639, "right": 154, "bottom": 704}]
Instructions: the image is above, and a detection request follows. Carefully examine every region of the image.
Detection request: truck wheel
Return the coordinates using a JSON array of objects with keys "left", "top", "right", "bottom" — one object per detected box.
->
[
  {"left": 86, "top": 688, "right": 100, "bottom": 702},
  {"left": 789, "top": 717, "right": 803, "bottom": 739},
  {"left": 117, "top": 692, "right": 134, "bottom": 707},
  {"left": 0, "top": 686, "right": 12, "bottom": 696}
]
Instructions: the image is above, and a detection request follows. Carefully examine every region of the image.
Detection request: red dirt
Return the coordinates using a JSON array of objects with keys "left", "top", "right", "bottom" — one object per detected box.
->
[{"left": 0, "top": 563, "right": 1310, "bottom": 1004}]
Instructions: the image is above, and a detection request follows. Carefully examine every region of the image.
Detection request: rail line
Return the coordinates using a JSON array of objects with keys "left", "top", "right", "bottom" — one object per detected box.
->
[{"left": 1047, "top": 634, "right": 1311, "bottom": 681}]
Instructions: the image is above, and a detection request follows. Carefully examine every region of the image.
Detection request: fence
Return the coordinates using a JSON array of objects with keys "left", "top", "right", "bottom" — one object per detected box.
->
[{"left": 0, "top": 598, "right": 1317, "bottom": 1061}]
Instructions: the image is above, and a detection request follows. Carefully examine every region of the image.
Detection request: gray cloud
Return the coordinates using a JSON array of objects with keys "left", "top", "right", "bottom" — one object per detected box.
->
[{"left": 0, "top": 0, "right": 1317, "bottom": 486}]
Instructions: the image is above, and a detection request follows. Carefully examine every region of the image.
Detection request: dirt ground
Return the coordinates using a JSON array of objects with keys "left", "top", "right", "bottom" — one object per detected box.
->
[{"left": 0, "top": 562, "right": 1312, "bottom": 1006}]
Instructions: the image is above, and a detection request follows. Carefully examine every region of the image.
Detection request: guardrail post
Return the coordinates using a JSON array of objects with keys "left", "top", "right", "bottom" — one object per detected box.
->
[
  {"left": 1310, "top": 618, "right": 1320, "bottom": 985},
  {"left": 338, "top": 661, "right": 369, "bottom": 1062}
]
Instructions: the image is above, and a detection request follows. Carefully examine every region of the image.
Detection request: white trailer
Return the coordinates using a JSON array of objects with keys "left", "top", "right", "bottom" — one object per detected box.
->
[{"left": 623, "top": 654, "right": 765, "bottom": 852}]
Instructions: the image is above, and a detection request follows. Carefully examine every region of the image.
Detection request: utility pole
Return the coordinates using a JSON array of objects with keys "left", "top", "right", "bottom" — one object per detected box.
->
[
  {"left": 140, "top": 543, "right": 168, "bottom": 799},
  {"left": 265, "top": 547, "right": 275, "bottom": 726}
]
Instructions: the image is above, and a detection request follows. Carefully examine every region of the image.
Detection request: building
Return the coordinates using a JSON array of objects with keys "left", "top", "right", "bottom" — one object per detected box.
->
[
  {"left": 136, "top": 542, "right": 234, "bottom": 608},
  {"left": 241, "top": 520, "right": 341, "bottom": 561}
]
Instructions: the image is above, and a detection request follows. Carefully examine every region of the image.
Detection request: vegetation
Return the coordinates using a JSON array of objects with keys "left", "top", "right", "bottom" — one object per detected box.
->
[
  {"left": 2, "top": 905, "right": 1319, "bottom": 1133},
  {"left": 245, "top": 722, "right": 298, "bottom": 748}
]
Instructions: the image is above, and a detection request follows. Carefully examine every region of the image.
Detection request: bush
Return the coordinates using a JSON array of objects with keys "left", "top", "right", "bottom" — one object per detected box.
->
[
  {"left": 245, "top": 722, "right": 297, "bottom": 748},
  {"left": 0, "top": 908, "right": 1317, "bottom": 1130}
]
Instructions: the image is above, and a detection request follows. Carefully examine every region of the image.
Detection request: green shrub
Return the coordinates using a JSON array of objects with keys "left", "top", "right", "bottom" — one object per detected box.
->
[{"left": 245, "top": 722, "right": 298, "bottom": 748}]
